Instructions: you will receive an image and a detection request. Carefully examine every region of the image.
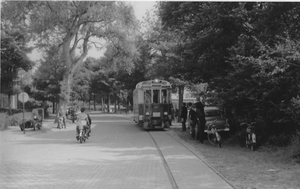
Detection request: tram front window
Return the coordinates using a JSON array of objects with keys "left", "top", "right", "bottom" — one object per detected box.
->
[
  {"left": 145, "top": 90, "right": 151, "bottom": 103},
  {"left": 153, "top": 89, "right": 160, "bottom": 103}
]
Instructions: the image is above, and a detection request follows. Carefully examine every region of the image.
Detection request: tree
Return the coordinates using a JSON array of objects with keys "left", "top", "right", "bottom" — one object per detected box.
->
[
  {"left": 1, "top": 28, "right": 32, "bottom": 108},
  {"left": 1, "top": 1, "right": 139, "bottom": 115},
  {"left": 71, "top": 57, "right": 94, "bottom": 106},
  {"left": 32, "top": 46, "right": 65, "bottom": 113},
  {"left": 157, "top": 2, "right": 300, "bottom": 139}
]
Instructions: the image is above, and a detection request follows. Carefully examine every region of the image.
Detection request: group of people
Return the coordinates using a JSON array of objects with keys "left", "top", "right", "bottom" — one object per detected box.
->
[{"left": 180, "top": 98, "right": 206, "bottom": 143}]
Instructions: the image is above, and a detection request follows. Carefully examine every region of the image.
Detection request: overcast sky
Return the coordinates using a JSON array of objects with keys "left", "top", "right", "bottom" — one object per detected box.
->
[{"left": 129, "top": 1, "right": 156, "bottom": 20}]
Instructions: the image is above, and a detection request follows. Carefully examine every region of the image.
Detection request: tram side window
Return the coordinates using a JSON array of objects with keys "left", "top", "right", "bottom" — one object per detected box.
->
[
  {"left": 153, "top": 89, "right": 160, "bottom": 103},
  {"left": 145, "top": 90, "right": 151, "bottom": 103},
  {"left": 161, "top": 89, "right": 167, "bottom": 103}
]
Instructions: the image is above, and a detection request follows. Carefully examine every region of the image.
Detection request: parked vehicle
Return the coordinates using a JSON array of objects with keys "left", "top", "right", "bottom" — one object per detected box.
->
[
  {"left": 19, "top": 119, "right": 34, "bottom": 131},
  {"left": 242, "top": 122, "right": 257, "bottom": 151},
  {"left": 204, "top": 106, "right": 230, "bottom": 133},
  {"left": 207, "top": 119, "right": 222, "bottom": 147}
]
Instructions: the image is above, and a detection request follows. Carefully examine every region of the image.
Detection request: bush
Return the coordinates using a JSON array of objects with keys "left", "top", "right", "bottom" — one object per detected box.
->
[
  {"left": 0, "top": 108, "right": 23, "bottom": 115},
  {"left": 268, "top": 134, "right": 291, "bottom": 147},
  {"left": 290, "top": 132, "right": 300, "bottom": 162},
  {"left": 0, "top": 113, "right": 8, "bottom": 130},
  {"left": 0, "top": 112, "right": 33, "bottom": 130}
]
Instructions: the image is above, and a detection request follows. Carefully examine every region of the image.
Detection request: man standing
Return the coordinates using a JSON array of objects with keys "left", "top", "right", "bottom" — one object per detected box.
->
[
  {"left": 188, "top": 104, "right": 197, "bottom": 140},
  {"left": 180, "top": 103, "right": 188, "bottom": 131},
  {"left": 195, "top": 97, "right": 206, "bottom": 143}
]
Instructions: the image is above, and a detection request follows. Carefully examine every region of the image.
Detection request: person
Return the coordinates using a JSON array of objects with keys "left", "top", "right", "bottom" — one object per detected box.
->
[
  {"left": 170, "top": 105, "right": 175, "bottom": 126},
  {"left": 195, "top": 97, "right": 206, "bottom": 143},
  {"left": 76, "top": 107, "right": 91, "bottom": 140},
  {"left": 180, "top": 103, "right": 188, "bottom": 131},
  {"left": 57, "top": 111, "right": 66, "bottom": 129},
  {"left": 188, "top": 104, "right": 197, "bottom": 140}
]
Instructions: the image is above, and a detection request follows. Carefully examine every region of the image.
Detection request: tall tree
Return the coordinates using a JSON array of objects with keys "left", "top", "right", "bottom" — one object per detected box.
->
[
  {"left": 1, "top": 1, "right": 138, "bottom": 115},
  {"left": 1, "top": 28, "right": 32, "bottom": 107},
  {"left": 158, "top": 2, "right": 300, "bottom": 138},
  {"left": 32, "top": 46, "right": 65, "bottom": 112}
]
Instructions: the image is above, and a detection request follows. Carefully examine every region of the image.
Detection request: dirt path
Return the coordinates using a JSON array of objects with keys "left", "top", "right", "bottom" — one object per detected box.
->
[{"left": 172, "top": 128, "right": 300, "bottom": 189}]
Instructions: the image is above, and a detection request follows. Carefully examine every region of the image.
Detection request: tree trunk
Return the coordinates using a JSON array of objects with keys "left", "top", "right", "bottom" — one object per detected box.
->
[
  {"left": 93, "top": 94, "right": 96, "bottom": 111},
  {"left": 178, "top": 86, "right": 184, "bottom": 122},
  {"left": 114, "top": 93, "right": 117, "bottom": 113},
  {"left": 107, "top": 93, "right": 110, "bottom": 113},
  {"left": 88, "top": 93, "right": 91, "bottom": 111},
  {"left": 101, "top": 95, "right": 104, "bottom": 111}
]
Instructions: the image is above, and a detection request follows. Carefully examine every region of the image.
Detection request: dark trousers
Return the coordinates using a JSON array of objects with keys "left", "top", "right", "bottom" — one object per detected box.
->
[
  {"left": 190, "top": 120, "right": 196, "bottom": 139},
  {"left": 182, "top": 118, "right": 187, "bottom": 131},
  {"left": 196, "top": 121, "right": 205, "bottom": 143}
]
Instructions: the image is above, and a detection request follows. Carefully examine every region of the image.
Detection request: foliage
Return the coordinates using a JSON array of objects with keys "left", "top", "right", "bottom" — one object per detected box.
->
[
  {"left": 71, "top": 58, "right": 94, "bottom": 101},
  {"left": 0, "top": 29, "right": 33, "bottom": 96},
  {"left": 1, "top": 1, "right": 139, "bottom": 106},
  {"left": 157, "top": 2, "right": 300, "bottom": 140},
  {"left": 0, "top": 108, "right": 23, "bottom": 115},
  {"left": 0, "top": 113, "right": 8, "bottom": 130},
  {"left": 31, "top": 46, "right": 65, "bottom": 103},
  {"left": 0, "top": 111, "right": 33, "bottom": 130}
]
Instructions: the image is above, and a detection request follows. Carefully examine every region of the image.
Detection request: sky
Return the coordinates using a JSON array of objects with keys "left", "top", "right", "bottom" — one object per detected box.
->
[
  {"left": 130, "top": 1, "right": 157, "bottom": 20},
  {"left": 28, "top": 1, "right": 157, "bottom": 62}
]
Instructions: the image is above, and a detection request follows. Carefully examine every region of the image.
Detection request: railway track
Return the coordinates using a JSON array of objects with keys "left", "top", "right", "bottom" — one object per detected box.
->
[
  {"left": 148, "top": 131, "right": 179, "bottom": 189},
  {"left": 147, "top": 130, "right": 237, "bottom": 189}
]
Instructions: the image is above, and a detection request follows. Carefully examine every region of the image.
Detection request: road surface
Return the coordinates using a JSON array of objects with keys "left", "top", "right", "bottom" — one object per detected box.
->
[{"left": 0, "top": 113, "right": 235, "bottom": 189}]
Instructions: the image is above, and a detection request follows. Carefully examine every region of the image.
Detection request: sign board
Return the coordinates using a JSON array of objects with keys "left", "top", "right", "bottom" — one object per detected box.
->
[{"left": 18, "top": 92, "right": 29, "bottom": 103}]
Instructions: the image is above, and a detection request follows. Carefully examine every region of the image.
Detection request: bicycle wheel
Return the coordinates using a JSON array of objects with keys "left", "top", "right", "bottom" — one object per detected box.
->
[{"left": 207, "top": 133, "right": 217, "bottom": 145}]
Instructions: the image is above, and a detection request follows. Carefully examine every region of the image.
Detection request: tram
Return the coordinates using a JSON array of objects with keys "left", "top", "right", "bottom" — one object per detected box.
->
[{"left": 133, "top": 79, "right": 172, "bottom": 130}]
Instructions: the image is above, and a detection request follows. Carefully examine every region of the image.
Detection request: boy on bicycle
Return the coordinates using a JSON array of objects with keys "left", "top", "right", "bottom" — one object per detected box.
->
[{"left": 76, "top": 107, "right": 91, "bottom": 140}]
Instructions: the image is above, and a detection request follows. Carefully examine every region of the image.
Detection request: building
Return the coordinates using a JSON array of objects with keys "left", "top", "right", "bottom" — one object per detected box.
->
[{"left": 171, "top": 88, "right": 196, "bottom": 110}]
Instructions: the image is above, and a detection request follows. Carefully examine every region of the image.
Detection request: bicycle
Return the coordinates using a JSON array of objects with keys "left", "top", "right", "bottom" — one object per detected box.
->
[
  {"left": 207, "top": 119, "right": 222, "bottom": 148},
  {"left": 245, "top": 122, "right": 257, "bottom": 151}
]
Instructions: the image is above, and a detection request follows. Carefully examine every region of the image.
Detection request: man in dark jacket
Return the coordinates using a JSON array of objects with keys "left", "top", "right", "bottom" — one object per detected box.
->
[
  {"left": 188, "top": 104, "right": 197, "bottom": 140},
  {"left": 195, "top": 98, "right": 206, "bottom": 143},
  {"left": 180, "top": 103, "right": 188, "bottom": 131}
]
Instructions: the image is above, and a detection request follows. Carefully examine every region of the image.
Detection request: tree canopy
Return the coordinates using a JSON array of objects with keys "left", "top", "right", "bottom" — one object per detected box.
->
[
  {"left": 1, "top": 1, "right": 139, "bottom": 107},
  {"left": 1, "top": 29, "right": 32, "bottom": 96},
  {"left": 157, "top": 2, "right": 300, "bottom": 136}
]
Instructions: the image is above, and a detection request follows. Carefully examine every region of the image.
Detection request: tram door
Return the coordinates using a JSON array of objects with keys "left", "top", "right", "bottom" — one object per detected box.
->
[{"left": 151, "top": 89, "right": 161, "bottom": 126}]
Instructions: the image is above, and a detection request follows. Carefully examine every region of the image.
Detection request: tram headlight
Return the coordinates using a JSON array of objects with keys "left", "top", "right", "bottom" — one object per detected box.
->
[
  {"left": 164, "top": 112, "right": 168, "bottom": 115},
  {"left": 145, "top": 112, "right": 150, "bottom": 116}
]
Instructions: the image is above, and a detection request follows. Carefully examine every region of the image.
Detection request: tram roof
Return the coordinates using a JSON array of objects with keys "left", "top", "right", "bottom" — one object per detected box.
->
[{"left": 135, "top": 79, "right": 171, "bottom": 89}]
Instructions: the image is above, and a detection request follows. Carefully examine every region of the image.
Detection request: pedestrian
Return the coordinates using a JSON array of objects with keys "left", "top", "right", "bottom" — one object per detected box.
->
[
  {"left": 180, "top": 103, "right": 188, "bottom": 131},
  {"left": 175, "top": 108, "right": 179, "bottom": 122},
  {"left": 170, "top": 105, "right": 175, "bottom": 126},
  {"left": 195, "top": 97, "right": 206, "bottom": 143},
  {"left": 188, "top": 104, "right": 197, "bottom": 140}
]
